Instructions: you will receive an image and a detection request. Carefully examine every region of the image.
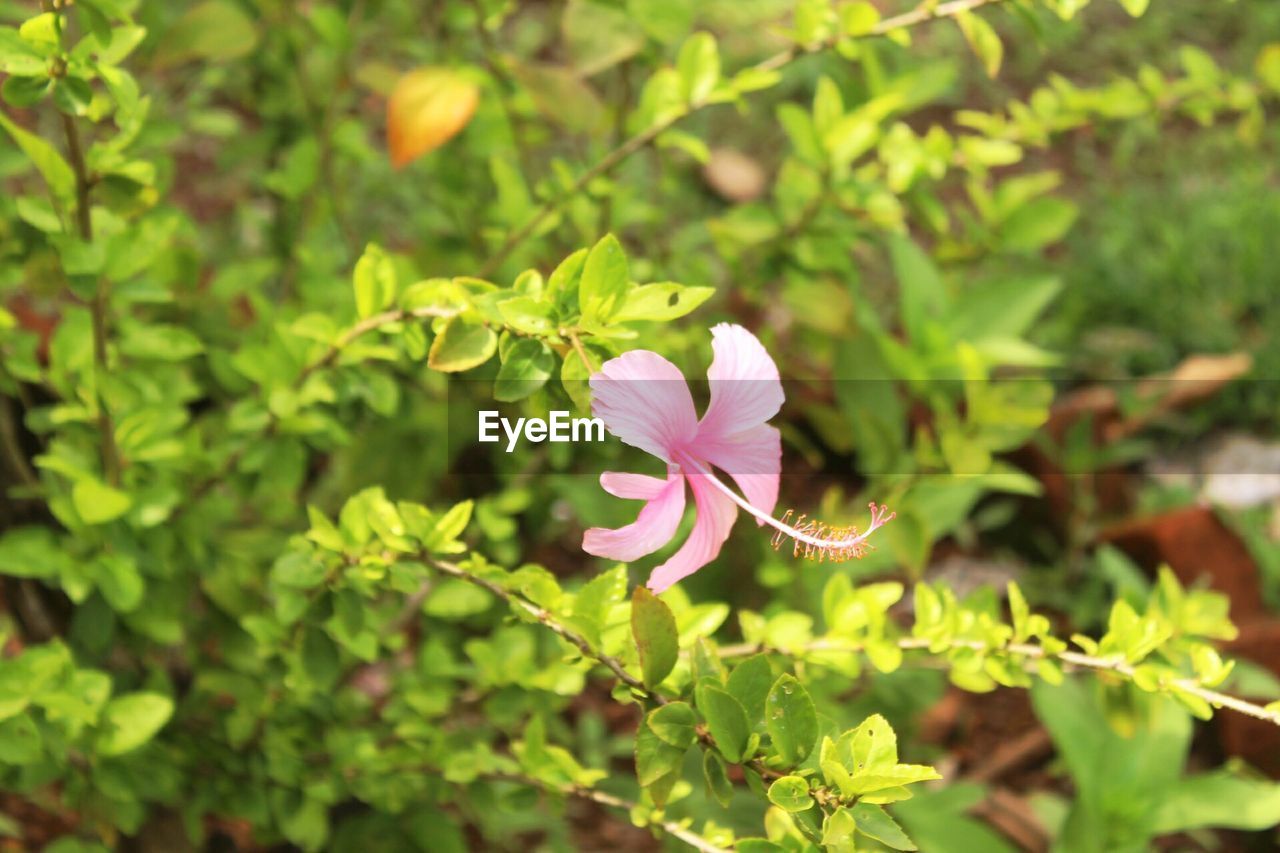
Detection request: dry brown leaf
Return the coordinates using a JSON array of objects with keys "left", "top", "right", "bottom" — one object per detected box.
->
[
  {"left": 703, "top": 148, "right": 767, "bottom": 203},
  {"left": 1048, "top": 351, "right": 1254, "bottom": 442},
  {"left": 386, "top": 67, "right": 479, "bottom": 169}
]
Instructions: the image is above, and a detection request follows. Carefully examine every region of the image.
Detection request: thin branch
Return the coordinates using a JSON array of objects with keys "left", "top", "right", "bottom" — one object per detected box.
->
[
  {"left": 0, "top": 393, "right": 39, "bottom": 491},
  {"left": 465, "top": 0, "right": 533, "bottom": 175},
  {"left": 717, "top": 636, "right": 1280, "bottom": 726},
  {"left": 61, "top": 87, "right": 121, "bottom": 487},
  {"left": 481, "top": 771, "right": 730, "bottom": 853},
  {"left": 566, "top": 331, "right": 594, "bottom": 375},
  {"left": 475, "top": 0, "right": 1012, "bottom": 277},
  {"left": 428, "top": 558, "right": 840, "bottom": 802},
  {"left": 430, "top": 557, "right": 650, "bottom": 696}
]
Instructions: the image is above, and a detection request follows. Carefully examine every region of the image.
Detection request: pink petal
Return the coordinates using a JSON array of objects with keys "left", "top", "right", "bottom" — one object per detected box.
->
[
  {"left": 600, "top": 471, "right": 669, "bottom": 500},
  {"left": 695, "top": 424, "right": 781, "bottom": 524},
  {"left": 696, "top": 323, "right": 784, "bottom": 444},
  {"left": 645, "top": 471, "right": 737, "bottom": 593},
  {"left": 583, "top": 470, "right": 686, "bottom": 563},
  {"left": 591, "top": 350, "right": 698, "bottom": 463}
]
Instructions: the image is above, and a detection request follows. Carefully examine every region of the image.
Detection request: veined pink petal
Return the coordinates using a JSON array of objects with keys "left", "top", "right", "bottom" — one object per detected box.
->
[
  {"left": 591, "top": 350, "right": 698, "bottom": 462},
  {"left": 695, "top": 424, "right": 781, "bottom": 525},
  {"left": 696, "top": 323, "right": 784, "bottom": 445},
  {"left": 583, "top": 470, "right": 686, "bottom": 563},
  {"left": 645, "top": 470, "right": 737, "bottom": 593}
]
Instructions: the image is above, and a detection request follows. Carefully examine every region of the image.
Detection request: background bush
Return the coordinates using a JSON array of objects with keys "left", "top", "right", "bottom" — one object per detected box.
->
[{"left": 2, "top": 1, "right": 1280, "bottom": 851}]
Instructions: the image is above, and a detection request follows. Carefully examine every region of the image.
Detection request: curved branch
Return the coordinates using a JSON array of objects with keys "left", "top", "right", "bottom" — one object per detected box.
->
[
  {"left": 430, "top": 558, "right": 650, "bottom": 697},
  {"left": 717, "top": 636, "right": 1280, "bottom": 726},
  {"left": 476, "top": 0, "right": 1012, "bottom": 277},
  {"left": 481, "top": 772, "right": 730, "bottom": 853}
]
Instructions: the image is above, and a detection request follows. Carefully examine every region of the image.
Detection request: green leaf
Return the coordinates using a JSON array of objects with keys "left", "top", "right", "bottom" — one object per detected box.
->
[
  {"left": 494, "top": 339, "right": 554, "bottom": 402},
  {"left": 649, "top": 701, "right": 697, "bottom": 749},
  {"left": 0, "top": 528, "right": 70, "bottom": 579},
  {"left": 955, "top": 11, "right": 1002, "bottom": 78},
  {"left": 0, "top": 714, "right": 42, "bottom": 765},
  {"left": 848, "top": 713, "right": 897, "bottom": 772},
  {"left": 613, "top": 283, "right": 714, "bottom": 323},
  {"left": 677, "top": 32, "right": 720, "bottom": 103},
  {"left": 579, "top": 234, "right": 629, "bottom": 324},
  {"left": 428, "top": 315, "right": 497, "bottom": 372},
  {"left": 1151, "top": 770, "right": 1280, "bottom": 833},
  {"left": 0, "top": 111, "right": 75, "bottom": 199},
  {"left": 635, "top": 716, "right": 685, "bottom": 786},
  {"left": 563, "top": 0, "right": 645, "bottom": 76},
  {"left": 154, "top": 1, "right": 261, "bottom": 67},
  {"left": 631, "top": 586, "right": 679, "bottom": 688},
  {"left": 423, "top": 579, "right": 491, "bottom": 619},
  {"left": 948, "top": 274, "right": 1062, "bottom": 341},
  {"left": 271, "top": 551, "right": 328, "bottom": 589},
  {"left": 119, "top": 324, "right": 205, "bottom": 361},
  {"left": 850, "top": 802, "right": 916, "bottom": 851},
  {"left": 767, "top": 775, "right": 813, "bottom": 812},
  {"left": 628, "top": 0, "right": 694, "bottom": 44},
  {"left": 766, "top": 674, "right": 818, "bottom": 765},
  {"left": 825, "top": 112, "right": 879, "bottom": 168},
  {"left": 1258, "top": 44, "right": 1280, "bottom": 94},
  {"left": 72, "top": 479, "right": 132, "bottom": 525},
  {"left": 96, "top": 553, "right": 143, "bottom": 612},
  {"left": 823, "top": 807, "right": 857, "bottom": 851},
  {"left": 18, "top": 14, "right": 58, "bottom": 49},
  {"left": 0, "top": 28, "right": 47, "bottom": 76},
  {"left": 497, "top": 296, "right": 556, "bottom": 336},
  {"left": 280, "top": 797, "right": 329, "bottom": 851},
  {"left": 426, "top": 500, "right": 473, "bottom": 550},
  {"left": 5, "top": 73, "right": 53, "bottom": 109},
  {"left": 571, "top": 565, "right": 627, "bottom": 647},
  {"left": 96, "top": 692, "right": 174, "bottom": 756},
  {"left": 703, "top": 749, "right": 734, "bottom": 807},
  {"left": 736, "top": 842, "right": 786, "bottom": 853},
  {"left": 726, "top": 654, "right": 772, "bottom": 723},
  {"left": 560, "top": 342, "right": 601, "bottom": 412},
  {"left": 696, "top": 680, "right": 750, "bottom": 763},
  {"left": 999, "top": 197, "right": 1078, "bottom": 253},
  {"left": 888, "top": 235, "right": 947, "bottom": 345},
  {"left": 353, "top": 244, "right": 398, "bottom": 318},
  {"left": 52, "top": 77, "right": 93, "bottom": 116},
  {"left": 840, "top": 2, "right": 881, "bottom": 36}
]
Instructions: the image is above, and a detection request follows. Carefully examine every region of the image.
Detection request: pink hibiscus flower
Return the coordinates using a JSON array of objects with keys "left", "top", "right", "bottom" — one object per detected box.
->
[{"left": 583, "top": 323, "right": 893, "bottom": 593}]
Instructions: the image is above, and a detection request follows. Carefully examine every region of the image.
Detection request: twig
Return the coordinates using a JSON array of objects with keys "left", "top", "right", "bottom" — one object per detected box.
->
[
  {"left": 475, "top": 0, "right": 1012, "bottom": 277},
  {"left": 60, "top": 88, "right": 121, "bottom": 486},
  {"left": 481, "top": 771, "right": 730, "bottom": 853},
  {"left": 429, "top": 558, "right": 649, "bottom": 696},
  {"left": 566, "top": 331, "right": 593, "bottom": 375},
  {"left": 465, "top": 0, "right": 533, "bottom": 175},
  {"left": 428, "top": 558, "right": 844, "bottom": 803},
  {"left": 0, "top": 393, "right": 39, "bottom": 491},
  {"left": 716, "top": 636, "right": 1280, "bottom": 726}
]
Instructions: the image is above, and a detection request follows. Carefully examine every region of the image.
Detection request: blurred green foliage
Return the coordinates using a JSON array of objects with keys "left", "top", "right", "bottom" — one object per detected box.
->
[{"left": 2, "top": 0, "right": 1279, "bottom": 850}]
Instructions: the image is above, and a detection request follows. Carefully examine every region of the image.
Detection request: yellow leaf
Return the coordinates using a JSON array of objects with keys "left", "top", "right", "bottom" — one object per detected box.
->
[{"left": 386, "top": 68, "right": 479, "bottom": 169}]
